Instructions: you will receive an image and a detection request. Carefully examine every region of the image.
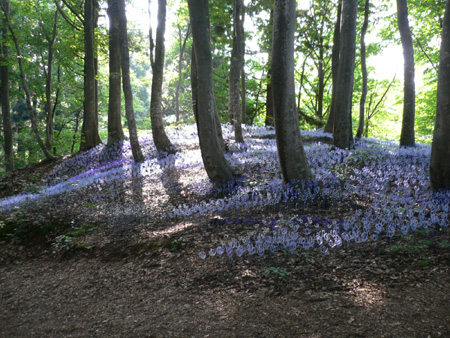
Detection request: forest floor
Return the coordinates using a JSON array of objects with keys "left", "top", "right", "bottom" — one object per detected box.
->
[{"left": 0, "top": 132, "right": 449, "bottom": 338}]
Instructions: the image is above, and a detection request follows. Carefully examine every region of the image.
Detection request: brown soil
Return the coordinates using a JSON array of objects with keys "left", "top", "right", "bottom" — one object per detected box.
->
[{"left": 0, "top": 152, "right": 449, "bottom": 338}]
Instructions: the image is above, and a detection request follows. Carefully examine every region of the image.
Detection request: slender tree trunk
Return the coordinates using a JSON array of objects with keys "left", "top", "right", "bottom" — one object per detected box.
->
[
  {"left": 44, "top": 9, "right": 59, "bottom": 151},
  {"left": 265, "top": 72, "right": 274, "bottom": 126},
  {"left": 229, "top": 0, "right": 244, "bottom": 143},
  {"left": 356, "top": 0, "right": 370, "bottom": 139},
  {"left": 187, "top": 0, "right": 234, "bottom": 184},
  {"left": 324, "top": 0, "right": 341, "bottom": 133},
  {"left": 240, "top": 2, "right": 246, "bottom": 125},
  {"left": 241, "top": 68, "right": 246, "bottom": 125},
  {"left": 80, "top": 0, "right": 101, "bottom": 151},
  {"left": 332, "top": 0, "right": 357, "bottom": 149},
  {"left": 317, "top": 38, "right": 325, "bottom": 121},
  {"left": 118, "top": 0, "right": 144, "bottom": 162},
  {"left": 1, "top": 0, "right": 13, "bottom": 171},
  {"left": 2, "top": 2, "right": 57, "bottom": 160},
  {"left": 175, "top": 24, "right": 190, "bottom": 123},
  {"left": 254, "top": 70, "right": 264, "bottom": 125},
  {"left": 272, "top": 0, "right": 313, "bottom": 183},
  {"left": 149, "top": 0, "right": 174, "bottom": 153},
  {"left": 430, "top": 0, "right": 450, "bottom": 191},
  {"left": 71, "top": 110, "right": 81, "bottom": 153},
  {"left": 191, "top": 47, "right": 199, "bottom": 130},
  {"left": 265, "top": 9, "right": 274, "bottom": 127},
  {"left": 397, "top": 0, "right": 416, "bottom": 147},
  {"left": 107, "top": 0, "right": 125, "bottom": 145},
  {"left": 297, "top": 55, "right": 309, "bottom": 112}
]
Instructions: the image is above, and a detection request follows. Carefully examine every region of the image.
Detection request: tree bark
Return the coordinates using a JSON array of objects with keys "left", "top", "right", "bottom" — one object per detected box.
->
[
  {"left": 187, "top": 0, "right": 234, "bottom": 184},
  {"left": 149, "top": 0, "right": 174, "bottom": 153},
  {"left": 332, "top": 0, "right": 357, "bottom": 149},
  {"left": 272, "top": 0, "right": 313, "bottom": 183},
  {"left": 324, "top": 0, "right": 341, "bottom": 134},
  {"left": 397, "top": 0, "right": 416, "bottom": 147},
  {"left": 80, "top": 0, "right": 101, "bottom": 151},
  {"left": 0, "top": 0, "right": 14, "bottom": 171},
  {"left": 430, "top": 0, "right": 450, "bottom": 191},
  {"left": 356, "top": 0, "right": 370, "bottom": 139},
  {"left": 118, "top": 0, "right": 145, "bottom": 162},
  {"left": 107, "top": 0, "right": 125, "bottom": 146},
  {"left": 228, "top": 0, "right": 244, "bottom": 143}
]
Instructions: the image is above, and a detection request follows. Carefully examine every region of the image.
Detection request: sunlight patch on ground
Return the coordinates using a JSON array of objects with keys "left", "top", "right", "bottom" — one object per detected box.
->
[
  {"left": 143, "top": 221, "right": 197, "bottom": 240},
  {"left": 348, "top": 279, "right": 385, "bottom": 308}
]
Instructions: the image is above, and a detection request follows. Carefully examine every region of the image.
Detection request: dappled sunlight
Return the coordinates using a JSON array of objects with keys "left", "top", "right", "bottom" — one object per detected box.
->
[
  {"left": 143, "top": 221, "right": 197, "bottom": 240},
  {"left": 347, "top": 279, "right": 385, "bottom": 308}
]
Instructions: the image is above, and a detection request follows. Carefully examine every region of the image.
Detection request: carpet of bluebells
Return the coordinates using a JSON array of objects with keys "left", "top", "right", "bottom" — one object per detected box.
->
[{"left": 1, "top": 123, "right": 449, "bottom": 267}]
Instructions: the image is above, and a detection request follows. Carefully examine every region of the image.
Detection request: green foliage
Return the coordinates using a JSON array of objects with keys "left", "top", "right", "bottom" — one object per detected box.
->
[
  {"left": 0, "top": 205, "right": 66, "bottom": 243},
  {"left": 264, "top": 267, "right": 290, "bottom": 281},
  {"left": 51, "top": 223, "right": 94, "bottom": 253}
]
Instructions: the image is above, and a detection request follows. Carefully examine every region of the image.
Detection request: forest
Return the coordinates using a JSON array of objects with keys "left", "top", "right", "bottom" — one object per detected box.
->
[{"left": 0, "top": 0, "right": 449, "bottom": 337}]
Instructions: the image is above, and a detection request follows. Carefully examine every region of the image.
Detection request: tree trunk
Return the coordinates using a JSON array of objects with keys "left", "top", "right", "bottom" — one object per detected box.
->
[
  {"left": 324, "top": 0, "right": 341, "bottom": 133},
  {"left": 44, "top": 9, "right": 59, "bottom": 151},
  {"left": 356, "top": 0, "right": 370, "bottom": 139},
  {"left": 149, "top": 0, "right": 174, "bottom": 153},
  {"left": 175, "top": 24, "right": 190, "bottom": 123},
  {"left": 297, "top": 55, "right": 309, "bottom": 112},
  {"left": 430, "top": 0, "right": 450, "bottom": 191},
  {"left": 0, "top": 0, "right": 14, "bottom": 171},
  {"left": 118, "top": 0, "right": 145, "bottom": 162},
  {"left": 229, "top": 0, "right": 244, "bottom": 143},
  {"left": 265, "top": 9, "right": 274, "bottom": 127},
  {"left": 107, "top": 0, "right": 125, "bottom": 145},
  {"left": 80, "top": 0, "right": 101, "bottom": 151},
  {"left": 272, "top": 0, "right": 313, "bottom": 183},
  {"left": 397, "top": 0, "right": 416, "bottom": 147},
  {"left": 187, "top": 0, "right": 234, "bottom": 184},
  {"left": 317, "top": 37, "right": 325, "bottom": 121},
  {"left": 332, "top": 0, "right": 357, "bottom": 149},
  {"left": 265, "top": 69, "right": 274, "bottom": 126},
  {"left": 191, "top": 46, "right": 199, "bottom": 129},
  {"left": 240, "top": 2, "right": 246, "bottom": 125}
]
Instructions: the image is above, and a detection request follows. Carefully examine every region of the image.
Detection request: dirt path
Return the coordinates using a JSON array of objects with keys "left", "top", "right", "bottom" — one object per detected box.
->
[{"left": 1, "top": 242, "right": 449, "bottom": 338}]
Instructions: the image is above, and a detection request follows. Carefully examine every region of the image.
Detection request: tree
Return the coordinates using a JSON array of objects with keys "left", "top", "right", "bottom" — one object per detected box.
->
[
  {"left": 37, "top": 3, "right": 60, "bottom": 152},
  {"left": 297, "top": 0, "right": 335, "bottom": 126},
  {"left": 149, "top": 0, "right": 174, "bottom": 153},
  {"left": 107, "top": 0, "right": 125, "bottom": 146},
  {"left": 356, "top": 0, "right": 370, "bottom": 139},
  {"left": 332, "top": 0, "right": 357, "bottom": 149},
  {"left": 264, "top": 8, "right": 274, "bottom": 127},
  {"left": 228, "top": 0, "right": 244, "bottom": 143},
  {"left": 397, "top": 0, "right": 416, "bottom": 147},
  {"left": 272, "top": 0, "right": 313, "bottom": 183},
  {"left": 323, "top": 0, "right": 342, "bottom": 134},
  {"left": 1, "top": 0, "right": 57, "bottom": 161},
  {"left": 175, "top": 22, "right": 190, "bottom": 122},
  {"left": 80, "top": 0, "right": 101, "bottom": 151},
  {"left": 187, "top": 0, "right": 234, "bottom": 184},
  {"left": 0, "top": 0, "right": 13, "bottom": 171},
  {"left": 118, "top": 0, "right": 144, "bottom": 162},
  {"left": 430, "top": 0, "right": 450, "bottom": 191}
]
